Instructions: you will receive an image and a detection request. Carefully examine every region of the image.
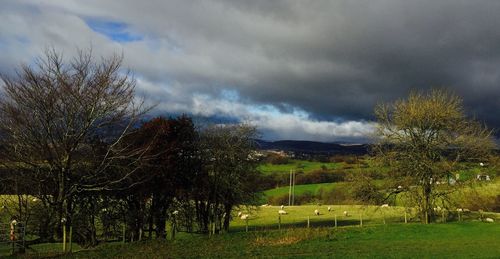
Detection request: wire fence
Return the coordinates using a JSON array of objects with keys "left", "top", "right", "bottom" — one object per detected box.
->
[{"left": 0, "top": 222, "right": 26, "bottom": 255}]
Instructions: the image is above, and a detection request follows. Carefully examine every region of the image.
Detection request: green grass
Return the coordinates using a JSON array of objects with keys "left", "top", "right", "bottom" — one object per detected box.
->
[
  {"left": 5, "top": 205, "right": 499, "bottom": 258},
  {"left": 258, "top": 160, "right": 339, "bottom": 175},
  {"left": 263, "top": 182, "right": 342, "bottom": 198},
  {"left": 58, "top": 222, "right": 500, "bottom": 258}
]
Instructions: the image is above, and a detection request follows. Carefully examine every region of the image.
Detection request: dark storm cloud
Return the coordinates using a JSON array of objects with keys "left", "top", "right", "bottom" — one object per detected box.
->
[{"left": 1, "top": 0, "right": 500, "bottom": 140}]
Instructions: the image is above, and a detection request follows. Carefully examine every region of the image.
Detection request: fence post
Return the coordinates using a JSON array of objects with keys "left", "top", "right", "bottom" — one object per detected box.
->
[
  {"left": 69, "top": 225, "right": 73, "bottom": 253},
  {"left": 383, "top": 210, "right": 386, "bottom": 225},
  {"left": 62, "top": 224, "right": 67, "bottom": 253},
  {"left": 122, "top": 224, "right": 126, "bottom": 244},
  {"left": 307, "top": 216, "right": 310, "bottom": 228},
  {"left": 278, "top": 215, "right": 281, "bottom": 230},
  {"left": 359, "top": 213, "right": 363, "bottom": 227},
  {"left": 404, "top": 211, "right": 407, "bottom": 224},
  {"left": 442, "top": 210, "right": 445, "bottom": 223},
  {"left": 334, "top": 215, "right": 337, "bottom": 228}
]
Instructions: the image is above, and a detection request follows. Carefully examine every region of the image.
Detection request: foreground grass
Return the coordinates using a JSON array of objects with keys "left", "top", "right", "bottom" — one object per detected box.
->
[{"left": 55, "top": 222, "right": 500, "bottom": 258}]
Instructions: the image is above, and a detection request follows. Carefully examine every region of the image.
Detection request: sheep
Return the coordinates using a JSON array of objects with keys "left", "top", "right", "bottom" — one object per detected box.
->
[
  {"left": 237, "top": 212, "right": 242, "bottom": 217},
  {"left": 278, "top": 210, "right": 287, "bottom": 215},
  {"left": 260, "top": 204, "right": 269, "bottom": 207},
  {"left": 485, "top": 218, "right": 494, "bottom": 223},
  {"left": 381, "top": 204, "right": 389, "bottom": 208},
  {"left": 327, "top": 206, "right": 332, "bottom": 212},
  {"left": 314, "top": 209, "right": 320, "bottom": 216},
  {"left": 343, "top": 211, "right": 349, "bottom": 217},
  {"left": 280, "top": 205, "right": 284, "bottom": 210},
  {"left": 240, "top": 214, "right": 250, "bottom": 220},
  {"left": 456, "top": 208, "right": 463, "bottom": 212}
]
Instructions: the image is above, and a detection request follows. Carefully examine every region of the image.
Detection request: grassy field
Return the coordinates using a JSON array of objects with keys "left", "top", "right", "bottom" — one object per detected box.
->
[
  {"left": 263, "top": 182, "right": 342, "bottom": 198},
  {"left": 50, "top": 222, "right": 500, "bottom": 258},
  {"left": 2, "top": 205, "right": 499, "bottom": 258},
  {"left": 258, "top": 160, "right": 339, "bottom": 175}
]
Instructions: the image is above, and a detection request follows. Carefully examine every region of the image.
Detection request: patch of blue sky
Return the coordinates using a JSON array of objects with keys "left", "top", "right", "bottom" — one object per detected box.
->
[
  {"left": 247, "top": 104, "right": 282, "bottom": 117},
  {"left": 219, "top": 89, "right": 240, "bottom": 102},
  {"left": 85, "top": 18, "right": 143, "bottom": 43}
]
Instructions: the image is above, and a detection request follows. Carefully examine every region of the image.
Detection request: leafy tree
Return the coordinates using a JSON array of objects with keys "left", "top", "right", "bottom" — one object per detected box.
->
[
  {"left": 374, "top": 89, "right": 495, "bottom": 223},
  {"left": 129, "top": 116, "right": 199, "bottom": 238},
  {"left": 197, "top": 123, "right": 261, "bottom": 233}
]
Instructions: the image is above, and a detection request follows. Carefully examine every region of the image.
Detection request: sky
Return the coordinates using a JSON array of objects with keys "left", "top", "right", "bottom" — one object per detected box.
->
[{"left": 1, "top": 0, "right": 500, "bottom": 142}]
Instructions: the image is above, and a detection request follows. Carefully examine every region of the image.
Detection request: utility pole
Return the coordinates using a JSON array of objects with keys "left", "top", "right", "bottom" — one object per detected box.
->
[
  {"left": 292, "top": 169, "right": 296, "bottom": 206},
  {"left": 288, "top": 169, "right": 292, "bottom": 206}
]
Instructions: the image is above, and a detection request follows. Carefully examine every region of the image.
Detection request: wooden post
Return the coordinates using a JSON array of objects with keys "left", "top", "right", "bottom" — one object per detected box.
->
[
  {"left": 383, "top": 211, "right": 386, "bottom": 225},
  {"left": 62, "top": 224, "right": 67, "bottom": 253},
  {"left": 172, "top": 221, "right": 176, "bottom": 240},
  {"left": 307, "top": 216, "right": 310, "bottom": 228},
  {"left": 278, "top": 215, "right": 281, "bottom": 230},
  {"left": 359, "top": 213, "right": 363, "bottom": 227},
  {"left": 69, "top": 226, "right": 73, "bottom": 253},
  {"left": 334, "top": 215, "right": 337, "bottom": 228},
  {"left": 404, "top": 211, "right": 407, "bottom": 223},
  {"left": 139, "top": 228, "right": 142, "bottom": 241},
  {"left": 122, "top": 224, "right": 126, "bottom": 244}
]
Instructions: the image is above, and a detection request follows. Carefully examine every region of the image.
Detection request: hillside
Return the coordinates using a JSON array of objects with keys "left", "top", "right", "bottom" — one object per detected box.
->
[{"left": 255, "top": 139, "right": 369, "bottom": 155}]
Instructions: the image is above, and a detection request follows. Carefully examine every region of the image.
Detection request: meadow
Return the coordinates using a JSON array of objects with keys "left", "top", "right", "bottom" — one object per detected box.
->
[{"left": 1, "top": 205, "right": 497, "bottom": 258}]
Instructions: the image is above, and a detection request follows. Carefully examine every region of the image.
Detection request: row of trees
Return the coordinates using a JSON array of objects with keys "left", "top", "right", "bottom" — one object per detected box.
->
[{"left": 0, "top": 50, "right": 260, "bottom": 246}]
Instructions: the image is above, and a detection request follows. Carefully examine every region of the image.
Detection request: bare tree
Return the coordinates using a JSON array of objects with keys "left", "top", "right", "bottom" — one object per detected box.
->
[
  {"left": 374, "top": 89, "right": 495, "bottom": 223},
  {"left": 0, "top": 49, "right": 148, "bottom": 236}
]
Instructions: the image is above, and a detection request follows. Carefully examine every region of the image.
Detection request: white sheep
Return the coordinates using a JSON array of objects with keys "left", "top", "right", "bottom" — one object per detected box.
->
[
  {"left": 381, "top": 204, "right": 389, "bottom": 208},
  {"left": 237, "top": 211, "right": 242, "bottom": 217},
  {"left": 280, "top": 205, "right": 284, "bottom": 210},
  {"left": 314, "top": 209, "right": 320, "bottom": 216},
  {"left": 456, "top": 208, "right": 463, "bottom": 212},
  {"left": 240, "top": 214, "right": 249, "bottom": 220},
  {"left": 485, "top": 218, "right": 494, "bottom": 223},
  {"left": 327, "top": 206, "right": 332, "bottom": 212},
  {"left": 278, "top": 209, "right": 287, "bottom": 215},
  {"left": 343, "top": 211, "right": 349, "bottom": 217}
]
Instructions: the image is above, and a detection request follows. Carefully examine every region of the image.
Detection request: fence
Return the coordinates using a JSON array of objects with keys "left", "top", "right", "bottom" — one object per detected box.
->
[{"left": 0, "top": 222, "right": 26, "bottom": 255}]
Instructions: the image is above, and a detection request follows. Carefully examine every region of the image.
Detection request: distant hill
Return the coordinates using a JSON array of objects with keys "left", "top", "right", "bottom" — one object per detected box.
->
[{"left": 255, "top": 139, "right": 369, "bottom": 155}]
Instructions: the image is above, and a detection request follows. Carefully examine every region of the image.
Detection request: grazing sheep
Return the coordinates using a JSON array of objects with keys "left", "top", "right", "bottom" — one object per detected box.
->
[
  {"left": 240, "top": 214, "right": 249, "bottom": 220},
  {"left": 457, "top": 208, "right": 463, "bottom": 212},
  {"left": 237, "top": 212, "right": 242, "bottom": 217},
  {"left": 314, "top": 209, "right": 320, "bottom": 216},
  {"left": 328, "top": 206, "right": 332, "bottom": 212},
  {"left": 381, "top": 204, "right": 389, "bottom": 208},
  {"left": 281, "top": 205, "right": 284, "bottom": 210},
  {"left": 278, "top": 210, "right": 287, "bottom": 215},
  {"left": 484, "top": 218, "right": 494, "bottom": 223},
  {"left": 343, "top": 211, "right": 349, "bottom": 217}
]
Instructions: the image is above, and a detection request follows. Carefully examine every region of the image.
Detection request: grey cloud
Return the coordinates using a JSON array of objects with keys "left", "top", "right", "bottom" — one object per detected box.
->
[{"left": 2, "top": 0, "right": 500, "bottom": 140}]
